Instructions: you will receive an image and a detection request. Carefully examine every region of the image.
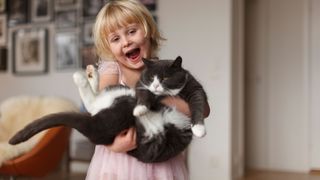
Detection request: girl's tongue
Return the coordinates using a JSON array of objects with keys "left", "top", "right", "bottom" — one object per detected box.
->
[{"left": 126, "top": 48, "right": 140, "bottom": 62}]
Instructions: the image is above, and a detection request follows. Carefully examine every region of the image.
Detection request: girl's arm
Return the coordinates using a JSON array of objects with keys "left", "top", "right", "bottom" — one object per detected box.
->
[{"left": 99, "top": 74, "right": 119, "bottom": 91}]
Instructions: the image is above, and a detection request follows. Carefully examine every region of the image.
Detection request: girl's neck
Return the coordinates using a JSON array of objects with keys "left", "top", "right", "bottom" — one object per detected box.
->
[{"left": 118, "top": 64, "right": 141, "bottom": 88}]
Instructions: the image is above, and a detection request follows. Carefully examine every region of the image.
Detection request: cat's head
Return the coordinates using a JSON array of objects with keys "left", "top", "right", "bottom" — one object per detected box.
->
[{"left": 140, "top": 56, "right": 187, "bottom": 96}]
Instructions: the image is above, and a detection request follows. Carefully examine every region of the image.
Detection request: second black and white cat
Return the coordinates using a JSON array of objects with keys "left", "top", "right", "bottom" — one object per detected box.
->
[{"left": 9, "top": 56, "right": 207, "bottom": 163}]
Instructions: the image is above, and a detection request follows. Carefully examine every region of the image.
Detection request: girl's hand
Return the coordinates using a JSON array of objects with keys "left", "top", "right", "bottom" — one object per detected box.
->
[{"left": 106, "top": 127, "right": 137, "bottom": 152}]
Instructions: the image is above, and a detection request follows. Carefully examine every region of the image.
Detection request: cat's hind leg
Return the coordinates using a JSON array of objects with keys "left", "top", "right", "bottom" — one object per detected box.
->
[
  {"left": 86, "top": 65, "right": 99, "bottom": 95},
  {"left": 73, "top": 71, "right": 96, "bottom": 114}
]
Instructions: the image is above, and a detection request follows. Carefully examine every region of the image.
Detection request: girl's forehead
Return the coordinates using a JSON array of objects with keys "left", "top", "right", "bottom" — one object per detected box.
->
[{"left": 105, "top": 16, "right": 139, "bottom": 33}]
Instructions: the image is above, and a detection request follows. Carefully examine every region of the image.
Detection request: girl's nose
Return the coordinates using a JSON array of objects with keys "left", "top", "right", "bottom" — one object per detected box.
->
[{"left": 122, "top": 37, "right": 131, "bottom": 47}]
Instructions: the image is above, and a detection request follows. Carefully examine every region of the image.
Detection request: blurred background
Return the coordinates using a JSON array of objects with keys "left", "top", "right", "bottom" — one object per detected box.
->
[{"left": 0, "top": 0, "right": 319, "bottom": 180}]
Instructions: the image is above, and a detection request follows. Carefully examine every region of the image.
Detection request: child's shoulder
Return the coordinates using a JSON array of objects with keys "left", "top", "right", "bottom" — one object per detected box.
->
[{"left": 98, "top": 60, "right": 120, "bottom": 75}]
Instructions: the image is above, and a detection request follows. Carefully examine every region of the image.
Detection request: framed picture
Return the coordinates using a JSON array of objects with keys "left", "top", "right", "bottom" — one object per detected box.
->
[
  {"left": 12, "top": 28, "right": 48, "bottom": 75},
  {"left": 31, "top": 0, "right": 53, "bottom": 22},
  {"left": 83, "top": 21, "right": 94, "bottom": 45},
  {"left": 0, "top": 48, "right": 7, "bottom": 71},
  {"left": 55, "top": 31, "right": 79, "bottom": 70},
  {"left": 0, "top": 15, "right": 6, "bottom": 46},
  {"left": 57, "top": 0, "right": 76, "bottom": 5},
  {"left": 83, "top": 0, "right": 104, "bottom": 18},
  {"left": 81, "top": 46, "right": 97, "bottom": 69},
  {"left": 8, "top": 0, "right": 28, "bottom": 26},
  {"left": 55, "top": 0, "right": 79, "bottom": 9},
  {"left": 140, "top": 0, "right": 156, "bottom": 11},
  {"left": 0, "top": 0, "right": 6, "bottom": 13},
  {"left": 55, "top": 10, "right": 78, "bottom": 29}
]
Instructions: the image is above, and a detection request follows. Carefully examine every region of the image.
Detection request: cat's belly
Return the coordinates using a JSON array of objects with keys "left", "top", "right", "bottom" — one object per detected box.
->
[
  {"left": 91, "top": 87, "right": 135, "bottom": 115},
  {"left": 138, "top": 107, "right": 191, "bottom": 138}
]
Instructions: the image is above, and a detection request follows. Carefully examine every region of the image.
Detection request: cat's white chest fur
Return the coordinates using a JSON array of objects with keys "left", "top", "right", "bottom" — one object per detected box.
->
[{"left": 138, "top": 108, "right": 190, "bottom": 139}]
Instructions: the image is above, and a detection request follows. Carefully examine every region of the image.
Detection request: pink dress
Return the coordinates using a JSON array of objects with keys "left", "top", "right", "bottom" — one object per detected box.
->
[{"left": 85, "top": 61, "right": 189, "bottom": 180}]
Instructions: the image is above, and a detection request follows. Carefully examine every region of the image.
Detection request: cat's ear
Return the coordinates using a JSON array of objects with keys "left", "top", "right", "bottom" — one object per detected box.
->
[
  {"left": 171, "top": 56, "right": 183, "bottom": 68},
  {"left": 142, "top": 58, "right": 155, "bottom": 68}
]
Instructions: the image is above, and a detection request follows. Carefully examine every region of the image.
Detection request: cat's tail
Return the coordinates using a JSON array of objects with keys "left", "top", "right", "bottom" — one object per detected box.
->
[{"left": 9, "top": 112, "right": 91, "bottom": 145}]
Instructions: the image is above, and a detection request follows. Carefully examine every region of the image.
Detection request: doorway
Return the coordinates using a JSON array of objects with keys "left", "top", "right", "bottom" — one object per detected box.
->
[{"left": 244, "top": 0, "right": 320, "bottom": 172}]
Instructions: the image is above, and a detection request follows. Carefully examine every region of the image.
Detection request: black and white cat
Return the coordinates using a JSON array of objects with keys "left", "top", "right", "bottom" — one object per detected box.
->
[{"left": 9, "top": 56, "right": 207, "bottom": 163}]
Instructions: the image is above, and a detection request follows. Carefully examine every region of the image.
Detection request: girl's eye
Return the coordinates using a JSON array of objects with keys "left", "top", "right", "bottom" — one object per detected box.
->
[
  {"left": 128, "top": 29, "right": 136, "bottom": 35},
  {"left": 110, "top": 36, "right": 120, "bottom": 43}
]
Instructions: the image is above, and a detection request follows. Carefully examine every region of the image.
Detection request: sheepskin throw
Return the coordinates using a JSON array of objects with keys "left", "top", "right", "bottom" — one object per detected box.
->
[{"left": 0, "top": 96, "right": 78, "bottom": 167}]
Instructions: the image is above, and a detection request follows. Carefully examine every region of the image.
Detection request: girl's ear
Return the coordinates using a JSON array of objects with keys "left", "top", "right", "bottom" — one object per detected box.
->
[{"left": 171, "top": 56, "right": 183, "bottom": 68}]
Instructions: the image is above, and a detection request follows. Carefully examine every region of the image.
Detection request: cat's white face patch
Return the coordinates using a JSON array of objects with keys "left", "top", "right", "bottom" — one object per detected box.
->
[
  {"left": 147, "top": 76, "right": 164, "bottom": 95},
  {"left": 147, "top": 76, "right": 182, "bottom": 96}
]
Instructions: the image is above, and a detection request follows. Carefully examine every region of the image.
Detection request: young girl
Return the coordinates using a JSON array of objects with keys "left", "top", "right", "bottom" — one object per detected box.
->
[{"left": 86, "top": 0, "right": 210, "bottom": 179}]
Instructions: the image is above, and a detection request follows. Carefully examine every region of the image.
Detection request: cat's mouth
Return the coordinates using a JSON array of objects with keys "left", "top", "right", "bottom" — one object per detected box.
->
[{"left": 125, "top": 48, "right": 140, "bottom": 62}]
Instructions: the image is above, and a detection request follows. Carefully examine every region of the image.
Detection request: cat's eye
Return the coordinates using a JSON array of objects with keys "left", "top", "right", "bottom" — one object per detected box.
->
[{"left": 163, "top": 77, "right": 169, "bottom": 81}]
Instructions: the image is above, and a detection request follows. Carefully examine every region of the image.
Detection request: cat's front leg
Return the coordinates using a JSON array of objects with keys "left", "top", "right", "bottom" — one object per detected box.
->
[
  {"left": 191, "top": 124, "right": 206, "bottom": 138},
  {"left": 133, "top": 88, "right": 155, "bottom": 117}
]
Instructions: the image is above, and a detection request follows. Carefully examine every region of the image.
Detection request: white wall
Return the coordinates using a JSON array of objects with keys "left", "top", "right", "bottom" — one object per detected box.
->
[
  {"left": 310, "top": 0, "right": 320, "bottom": 169},
  {"left": 0, "top": 24, "right": 81, "bottom": 105},
  {"left": 0, "top": 1, "right": 235, "bottom": 179},
  {"left": 159, "top": 0, "right": 233, "bottom": 179},
  {"left": 245, "top": 0, "right": 311, "bottom": 172}
]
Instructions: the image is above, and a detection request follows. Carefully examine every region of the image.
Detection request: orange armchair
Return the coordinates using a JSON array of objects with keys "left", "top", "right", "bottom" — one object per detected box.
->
[
  {"left": 0, "top": 126, "right": 71, "bottom": 177},
  {"left": 0, "top": 95, "right": 78, "bottom": 178}
]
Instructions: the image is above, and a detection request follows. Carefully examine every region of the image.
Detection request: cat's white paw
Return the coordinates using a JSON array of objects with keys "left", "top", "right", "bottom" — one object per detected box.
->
[
  {"left": 133, "top": 105, "right": 148, "bottom": 117},
  {"left": 73, "top": 71, "right": 88, "bottom": 87},
  {"left": 86, "top": 65, "right": 98, "bottom": 79},
  {"left": 191, "top": 124, "right": 206, "bottom": 138}
]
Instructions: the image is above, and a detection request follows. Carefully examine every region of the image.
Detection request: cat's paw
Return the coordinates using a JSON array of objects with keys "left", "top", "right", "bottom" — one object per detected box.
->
[
  {"left": 73, "top": 71, "right": 88, "bottom": 87},
  {"left": 86, "top": 65, "right": 98, "bottom": 79},
  {"left": 133, "top": 105, "right": 148, "bottom": 117},
  {"left": 191, "top": 124, "right": 206, "bottom": 138}
]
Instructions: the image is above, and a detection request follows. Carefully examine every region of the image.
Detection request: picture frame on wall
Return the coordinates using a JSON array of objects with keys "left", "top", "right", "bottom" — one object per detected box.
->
[
  {"left": 31, "top": 0, "right": 53, "bottom": 22},
  {"left": 8, "top": 0, "right": 28, "bottom": 26},
  {"left": 83, "top": 21, "right": 94, "bottom": 45},
  {"left": 55, "top": 0, "right": 78, "bottom": 9},
  {"left": 83, "top": 0, "right": 104, "bottom": 18},
  {"left": 12, "top": 28, "right": 48, "bottom": 75},
  {"left": 81, "top": 46, "right": 97, "bottom": 69},
  {"left": 0, "top": 0, "right": 6, "bottom": 13},
  {"left": 55, "top": 10, "right": 78, "bottom": 29},
  {"left": 140, "top": 0, "right": 156, "bottom": 11},
  {"left": 55, "top": 31, "right": 79, "bottom": 70},
  {"left": 0, "top": 15, "right": 7, "bottom": 46},
  {"left": 0, "top": 48, "right": 7, "bottom": 71}
]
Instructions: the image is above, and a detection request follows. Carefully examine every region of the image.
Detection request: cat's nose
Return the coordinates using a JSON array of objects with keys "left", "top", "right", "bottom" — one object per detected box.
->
[{"left": 153, "top": 84, "right": 159, "bottom": 89}]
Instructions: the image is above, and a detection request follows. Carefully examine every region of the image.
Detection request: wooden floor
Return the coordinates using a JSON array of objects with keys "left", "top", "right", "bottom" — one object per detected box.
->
[
  {"left": 1, "top": 170, "right": 320, "bottom": 180},
  {"left": 0, "top": 172, "right": 87, "bottom": 180},
  {"left": 241, "top": 170, "right": 320, "bottom": 180}
]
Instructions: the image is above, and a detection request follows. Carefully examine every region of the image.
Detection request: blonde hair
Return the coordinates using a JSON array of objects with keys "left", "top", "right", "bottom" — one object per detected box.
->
[{"left": 93, "top": 0, "right": 164, "bottom": 60}]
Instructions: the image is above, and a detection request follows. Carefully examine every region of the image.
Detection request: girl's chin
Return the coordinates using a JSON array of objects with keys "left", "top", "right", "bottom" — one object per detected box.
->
[{"left": 131, "top": 61, "right": 144, "bottom": 69}]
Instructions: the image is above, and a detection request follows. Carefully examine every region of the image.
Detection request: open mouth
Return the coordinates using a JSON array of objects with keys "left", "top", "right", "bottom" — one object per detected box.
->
[{"left": 125, "top": 48, "right": 140, "bottom": 62}]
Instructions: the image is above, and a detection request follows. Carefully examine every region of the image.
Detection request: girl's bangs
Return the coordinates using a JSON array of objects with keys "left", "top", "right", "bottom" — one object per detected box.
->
[{"left": 104, "top": 7, "right": 140, "bottom": 35}]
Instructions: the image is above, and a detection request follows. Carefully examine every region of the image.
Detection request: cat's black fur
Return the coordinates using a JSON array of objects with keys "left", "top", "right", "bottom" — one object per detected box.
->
[
  {"left": 9, "top": 56, "right": 207, "bottom": 163},
  {"left": 136, "top": 56, "right": 208, "bottom": 131}
]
